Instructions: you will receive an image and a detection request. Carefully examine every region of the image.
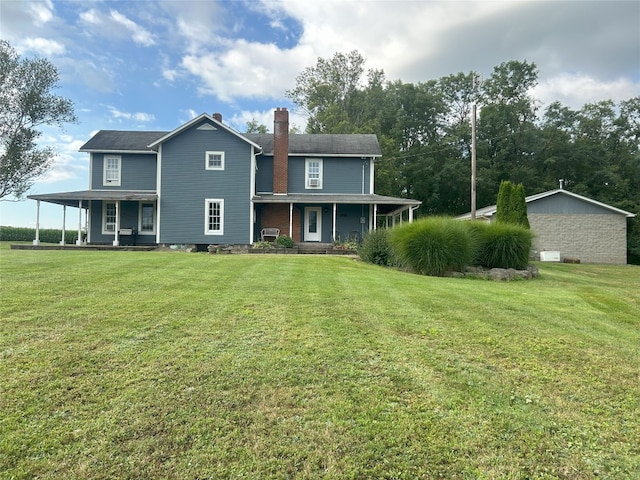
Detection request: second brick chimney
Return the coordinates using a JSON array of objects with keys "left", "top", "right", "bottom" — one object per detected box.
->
[
  {"left": 212, "top": 112, "right": 222, "bottom": 122},
  {"left": 273, "top": 107, "right": 289, "bottom": 194}
]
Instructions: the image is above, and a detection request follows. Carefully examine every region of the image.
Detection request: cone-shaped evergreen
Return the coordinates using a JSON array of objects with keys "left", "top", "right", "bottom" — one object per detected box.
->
[
  {"left": 512, "top": 183, "right": 530, "bottom": 229},
  {"left": 496, "top": 180, "right": 514, "bottom": 224}
]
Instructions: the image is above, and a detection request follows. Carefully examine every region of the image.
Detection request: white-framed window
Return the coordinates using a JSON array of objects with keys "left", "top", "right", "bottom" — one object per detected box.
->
[
  {"left": 139, "top": 202, "right": 156, "bottom": 234},
  {"left": 102, "top": 202, "right": 117, "bottom": 234},
  {"left": 103, "top": 155, "right": 121, "bottom": 186},
  {"left": 205, "top": 151, "right": 225, "bottom": 170},
  {"left": 305, "top": 158, "right": 323, "bottom": 189},
  {"left": 205, "top": 198, "right": 224, "bottom": 235}
]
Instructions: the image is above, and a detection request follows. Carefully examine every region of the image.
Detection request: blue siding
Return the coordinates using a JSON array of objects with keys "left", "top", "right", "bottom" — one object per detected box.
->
[
  {"left": 528, "top": 194, "right": 616, "bottom": 215},
  {"left": 256, "top": 156, "right": 273, "bottom": 193},
  {"left": 91, "top": 153, "right": 157, "bottom": 190},
  {"left": 89, "top": 200, "right": 148, "bottom": 243},
  {"left": 159, "top": 121, "right": 253, "bottom": 244},
  {"left": 288, "top": 157, "right": 372, "bottom": 194}
]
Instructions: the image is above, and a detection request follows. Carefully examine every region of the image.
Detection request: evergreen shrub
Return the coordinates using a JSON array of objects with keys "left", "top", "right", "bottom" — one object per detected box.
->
[
  {"left": 275, "top": 235, "right": 295, "bottom": 248},
  {"left": 388, "top": 217, "right": 473, "bottom": 276}
]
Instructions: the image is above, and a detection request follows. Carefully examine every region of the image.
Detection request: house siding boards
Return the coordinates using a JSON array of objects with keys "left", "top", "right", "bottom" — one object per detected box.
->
[
  {"left": 255, "top": 157, "right": 274, "bottom": 193},
  {"left": 91, "top": 153, "right": 157, "bottom": 190},
  {"left": 158, "top": 121, "right": 252, "bottom": 244},
  {"left": 527, "top": 194, "right": 614, "bottom": 215},
  {"left": 286, "top": 157, "right": 372, "bottom": 194}
]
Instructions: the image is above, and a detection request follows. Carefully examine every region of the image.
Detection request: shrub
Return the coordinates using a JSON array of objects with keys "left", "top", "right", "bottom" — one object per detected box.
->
[
  {"left": 358, "top": 229, "right": 394, "bottom": 266},
  {"left": 275, "top": 235, "right": 295, "bottom": 248},
  {"left": 388, "top": 217, "right": 473, "bottom": 276},
  {"left": 471, "top": 222, "right": 533, "bottom": 270}
]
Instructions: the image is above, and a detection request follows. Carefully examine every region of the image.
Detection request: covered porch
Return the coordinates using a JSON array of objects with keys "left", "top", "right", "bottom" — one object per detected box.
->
[
  {"left": 252, "top": 193, "right": 421, "bottom": 244},
  {"left": 27, "top": 190, "right": 158, "bottom": 247}
]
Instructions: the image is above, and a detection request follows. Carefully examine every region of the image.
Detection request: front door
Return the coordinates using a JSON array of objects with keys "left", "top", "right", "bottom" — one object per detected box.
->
[{"left": 304, "top": 207, "right": 322, "bottom": 242}]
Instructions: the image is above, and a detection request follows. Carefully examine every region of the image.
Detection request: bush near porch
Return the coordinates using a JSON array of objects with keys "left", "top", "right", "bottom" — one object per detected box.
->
[
  {"left": 0, "top": 226, "right": 78, "bottom": 244},
  {"left": 361, "top": 217, "right": 533, "bottom": 275}
]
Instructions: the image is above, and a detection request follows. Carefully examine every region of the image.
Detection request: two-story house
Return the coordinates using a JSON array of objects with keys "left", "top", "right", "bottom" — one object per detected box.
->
[{"left": 28, "top": 108, "right": 421, "bottom": 247}]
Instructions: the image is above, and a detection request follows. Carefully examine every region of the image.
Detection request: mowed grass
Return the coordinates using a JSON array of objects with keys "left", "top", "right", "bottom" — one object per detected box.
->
[{"left": 1, "top": 247, "right": 639, "bottom": 479}]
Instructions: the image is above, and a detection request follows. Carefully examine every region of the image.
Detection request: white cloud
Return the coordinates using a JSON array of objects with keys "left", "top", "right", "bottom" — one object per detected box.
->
[
  {"left": 18, "top": 37, "right": 66, "bottom": 56},
  {"left": 108, "top": 107, "right": 156, "bottom": 123},
  {"left": 29, "top": 0, "right": 54, "bottom": 26},
  {"left": 79, "top": 8, "right": 101, "bottom": 25},
  {"left": 109, "top": 10, "right": 156, "bottom": 47},
  {"left": 37, "top": 133, "right": 88, "bottom": 184},
  {"left": 532, "top": 74, "right": 640, "bottom": 110}
]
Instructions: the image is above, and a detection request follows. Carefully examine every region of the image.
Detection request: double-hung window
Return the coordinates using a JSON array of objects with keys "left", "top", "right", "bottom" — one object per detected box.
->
[
  {"left": 103, "top": 155, "right": 121, "bottom": 186},
  {"left": 305, "top": 158, "right": 323, "bottom": 189},
  {"left": 205, "top": 199, "right": 224, "bottom": 235},
  {"left": 103, "top": 202, "right": 117, "bottom": 234},
  {"left": 205, "top": 151, "right": 225, "bottom": 170}
]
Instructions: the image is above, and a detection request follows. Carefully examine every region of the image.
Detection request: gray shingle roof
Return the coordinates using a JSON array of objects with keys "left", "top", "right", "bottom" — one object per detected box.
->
[{"left": 79, "top": 130, "right": 381, "bottom": 157}]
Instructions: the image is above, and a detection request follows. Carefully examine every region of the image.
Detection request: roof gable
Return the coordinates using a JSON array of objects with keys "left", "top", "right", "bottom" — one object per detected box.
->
[
  {"left": 147, "top": 113, "right": 260, "bottom": 150},
  {"left": 459, "top": 188, "right": 636, "bottom": 219}
]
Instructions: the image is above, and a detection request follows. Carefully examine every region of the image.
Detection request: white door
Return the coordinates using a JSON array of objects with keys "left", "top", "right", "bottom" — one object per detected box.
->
[{"left": 304, "top": 207, "right": 322, "bottom": 242}]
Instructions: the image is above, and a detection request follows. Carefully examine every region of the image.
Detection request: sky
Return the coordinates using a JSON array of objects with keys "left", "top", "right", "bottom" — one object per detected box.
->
[{"left": 1, "top": 0, "right": 639, "bottom": 228}]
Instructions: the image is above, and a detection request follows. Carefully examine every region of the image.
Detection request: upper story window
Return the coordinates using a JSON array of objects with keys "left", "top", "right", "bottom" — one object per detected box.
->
[
  {"left": 205, "top": 151, "right": 225, "bottom": 170},
  {"left": 305, "top": 158, "right": 323, "bottom": 189},
  {"left": 103, "top": 155, "right": 121, "bottom": 186}
]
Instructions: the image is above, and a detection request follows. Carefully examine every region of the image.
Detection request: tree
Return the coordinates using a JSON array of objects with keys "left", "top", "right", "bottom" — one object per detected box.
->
[
  {"left": 496, "top": 180, "right": 529, "bottom": 228},
  {"left": 245, "top": 118, "right": 269, "bottom": 134},
  {"left": 0, "top": 40, "right": 77, "bottom": 200}
]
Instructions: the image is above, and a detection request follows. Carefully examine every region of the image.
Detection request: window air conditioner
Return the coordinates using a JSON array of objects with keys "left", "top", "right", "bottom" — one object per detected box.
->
[{"left": 308, "top": 178, "right": 320, "bottom": 187}]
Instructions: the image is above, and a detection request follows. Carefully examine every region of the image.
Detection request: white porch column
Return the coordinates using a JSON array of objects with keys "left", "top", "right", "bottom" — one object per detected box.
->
[
  {"left": 60, "top": 205, "right": 66, "bottom": 245},
  {"left": 76, "top": 200, "right": 83, "bottom": 245},
  {"left": 373, "top": 204, "right": 378, "bottom": 230},
  {"left": 409, "top": 206, "right": 414, "bottom": 223},
  {"left": 332, "top": 203, "right": 337, "bottom": 241},
  {"left": 113, "top": 200, "right": 120, "bottom": 246},
  {"left": 33, "top": 200, "right": 41, "bottom": 245},
  {"left": 289, "top": 202, "right": 293, "bottom": 238}
]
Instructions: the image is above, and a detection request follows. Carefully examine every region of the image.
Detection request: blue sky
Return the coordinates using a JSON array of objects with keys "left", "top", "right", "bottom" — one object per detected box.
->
[{"left": 1, "top": 0, "right": 639, "bottom": 228}]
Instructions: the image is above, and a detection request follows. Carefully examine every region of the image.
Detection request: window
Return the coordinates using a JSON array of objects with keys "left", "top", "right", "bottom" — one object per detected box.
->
[
  {"left": 205, "top": 199, "right": 224, "bottom": 235},
  {"left": 305, "top": 158, "right": 323, "bottom": 189},
  {"left": 103, "top": 202, "right": 116, "bottom": 234},
  {"left": 139, "top": 203, "right": 155, "bottom": 234},
  {"left": 205, "top": 151, "right": 225, "bottom": 170},
  {"left": 103, "top": 155, "right": 121, "bottom": 186}
]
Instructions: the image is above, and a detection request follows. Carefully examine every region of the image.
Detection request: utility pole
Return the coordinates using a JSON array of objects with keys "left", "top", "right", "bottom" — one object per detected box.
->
[{"left": 471, "top": 75, "right": 477, "bottom": 220}]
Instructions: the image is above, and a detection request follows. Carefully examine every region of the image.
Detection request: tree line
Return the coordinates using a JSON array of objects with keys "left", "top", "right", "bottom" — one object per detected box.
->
[{"left": 285, "top": 51, "right": 640, "bottom": 261}]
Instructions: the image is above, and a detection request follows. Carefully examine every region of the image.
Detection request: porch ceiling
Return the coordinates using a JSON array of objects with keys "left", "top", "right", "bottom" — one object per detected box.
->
[
  {"left": 252, "top": 193, "right": 421, "bottom": 215},
  {"left": 27, "top": 190, "right": 157, "bottom": 208}
]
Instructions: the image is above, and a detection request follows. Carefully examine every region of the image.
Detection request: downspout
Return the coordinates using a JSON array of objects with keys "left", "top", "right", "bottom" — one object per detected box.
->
[
  {"left": 249, "top": 145, "right": 263, "bottom": 244},
  {"left": 155, "top": 144, "right": 162, "bottom": 245}
]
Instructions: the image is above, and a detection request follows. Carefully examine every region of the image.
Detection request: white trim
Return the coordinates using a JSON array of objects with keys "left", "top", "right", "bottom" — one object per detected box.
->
[
  {"left": 305, "top": 158, "right": 323, "bottom": 189},
  {"left": 88, "top": 153, "right": 93, "bottom": 189},
  {"left": 250, "top": 146, "right": 257, "bottom": 244},
  {"left": 369, "top": 158, "right": 375, "bottom": 194},
  {"left": 103, "top": 155, "right": 121, "bottom": 186},
  {"left": 156, "top": 145, "right": 162, "bottom": 244},
  {"left": 204, "top": 198, "right": 224, "bottom": 235},
  {"left": 205, "top": 151, "right": 225, "bottom": 170}
]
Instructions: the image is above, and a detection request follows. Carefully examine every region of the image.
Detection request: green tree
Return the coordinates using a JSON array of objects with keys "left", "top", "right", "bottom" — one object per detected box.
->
[
  {"left": 512, "top": 183, "right": 530, "bottom": 229},
  {"left": 495, "top": 180, "right": 514, "bottom": 224},
  {"left": 245, "top": 118, "right": 269, "bottom": 134},
  {"left": 0, "top": 40, "right": 77, "bottom": 199}
]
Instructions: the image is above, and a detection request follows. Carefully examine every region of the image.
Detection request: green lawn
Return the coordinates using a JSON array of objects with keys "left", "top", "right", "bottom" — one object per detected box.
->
[{"left": 1, "top": 247, "right": 639, "bottom": 479}]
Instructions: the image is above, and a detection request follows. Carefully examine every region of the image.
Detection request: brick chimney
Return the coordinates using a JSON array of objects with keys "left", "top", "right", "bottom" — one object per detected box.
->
[
  {"left": 273, "top": 107, "right": 289, "bottom": 194},
  {"left": 212, "top": 112, "right": 222, "bottom": 122}
]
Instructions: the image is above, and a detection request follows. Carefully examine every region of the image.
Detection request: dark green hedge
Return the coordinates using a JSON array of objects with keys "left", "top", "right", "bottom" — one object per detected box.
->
[{"left": 0, "top": 226, "right": 79, "bottom": 244}]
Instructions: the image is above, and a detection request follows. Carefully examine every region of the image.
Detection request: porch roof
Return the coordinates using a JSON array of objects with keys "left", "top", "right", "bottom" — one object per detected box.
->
[
  {"left": 27, "top": 190, "right": 157, "bottom": 208},
  {"left": 252, "top": 193, "right": 421, "bottom": 215}
]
